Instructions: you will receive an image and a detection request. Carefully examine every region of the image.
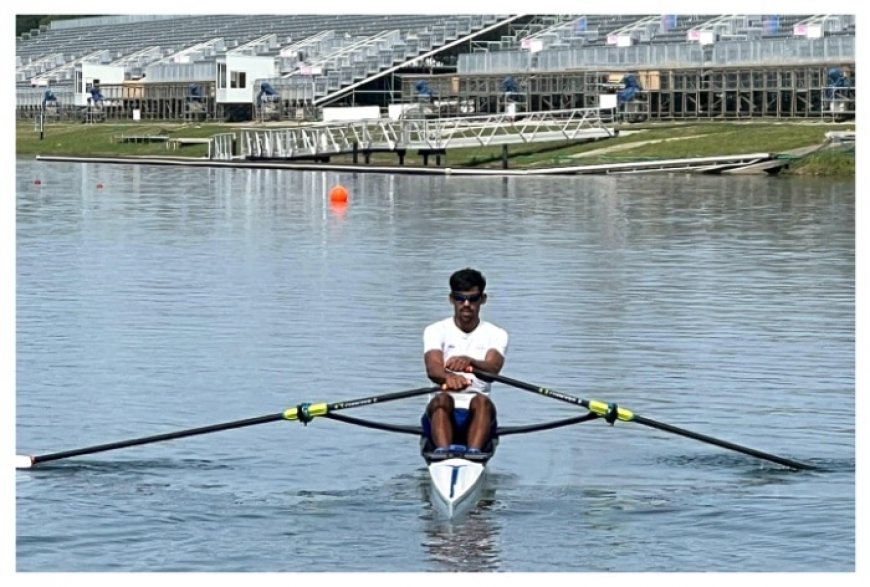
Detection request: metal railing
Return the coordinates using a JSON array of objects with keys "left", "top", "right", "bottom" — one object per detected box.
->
[
  {"left": 241, "top": 106, "right": 615, "bottom": 159},
  {"left": 145, "top": 62, "right": 216, "bottom": 83},
  {"left": 48, "top": 15, "right": 181, "bottom": 31},
  {"left": 209, "top": 133, "right": 237, "bottom": 160},
  {"left": 459, "top": 35, "right": 855, "bottom": 73},
  {"left": 16, "top": 85, "right": 75, "bottom": 107}
]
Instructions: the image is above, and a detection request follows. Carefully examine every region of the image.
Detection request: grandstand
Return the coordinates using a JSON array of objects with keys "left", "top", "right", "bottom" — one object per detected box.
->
[{"left": 16, "top": 14, "right": 855, "bottom": 123}]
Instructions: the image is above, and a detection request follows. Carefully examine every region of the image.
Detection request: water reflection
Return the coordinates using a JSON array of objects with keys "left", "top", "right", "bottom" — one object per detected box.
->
[{"left": 420, "top": 484, "right": 502, "bottom": 571}]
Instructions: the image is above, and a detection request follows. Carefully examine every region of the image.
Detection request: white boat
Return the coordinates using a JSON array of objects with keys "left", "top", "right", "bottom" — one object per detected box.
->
[{"left": 422, "top": 442, "right": 496, "bottom": 518}]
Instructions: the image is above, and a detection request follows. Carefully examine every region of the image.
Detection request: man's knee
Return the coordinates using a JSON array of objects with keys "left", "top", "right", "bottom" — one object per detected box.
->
[
  {"left": 427, "top": 392, "right": 454, "bottom": 415},
  {"left": 469, "top": 393, "right": 495, "bottom": 417}
]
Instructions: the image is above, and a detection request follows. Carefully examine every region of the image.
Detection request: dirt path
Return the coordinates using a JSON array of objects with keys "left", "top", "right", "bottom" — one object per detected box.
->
[{"left": 569, "top": 131, "right": 733, "bottom": 158}]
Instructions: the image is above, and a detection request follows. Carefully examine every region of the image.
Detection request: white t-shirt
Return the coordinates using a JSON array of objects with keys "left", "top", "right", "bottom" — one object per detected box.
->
[{"left": 423, "top": 317, "right": 509, "bottom": 402}]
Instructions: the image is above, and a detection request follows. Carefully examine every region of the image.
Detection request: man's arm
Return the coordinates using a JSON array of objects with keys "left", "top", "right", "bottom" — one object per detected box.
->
[
  {"left": 443, "top": 349, "right": 504, "bottom": 375},
  {"left": 425, "top": 349, "right": 472, "bottom": 390}
]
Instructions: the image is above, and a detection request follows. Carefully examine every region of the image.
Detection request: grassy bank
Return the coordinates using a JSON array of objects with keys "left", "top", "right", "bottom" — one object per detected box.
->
[
  {"left": 16, "top": 119, "right": 855, "bottom": 177},
  {"left": 17, "top": 121, "right": 227, "bottom": 158},
  {"left": 782, "top": 146, "right": 855, "bottom": 176}
]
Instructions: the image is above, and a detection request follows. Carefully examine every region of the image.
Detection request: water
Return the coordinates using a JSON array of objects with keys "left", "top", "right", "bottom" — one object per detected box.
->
[{"left": 14, "top": 160, "right": 854, "bottom": 571}]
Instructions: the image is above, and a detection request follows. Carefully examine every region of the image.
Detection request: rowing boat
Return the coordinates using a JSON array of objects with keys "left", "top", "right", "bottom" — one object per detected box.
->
[
  {"left": 421, "top": 440, "right": 497, "bottom": 518},
  {"left": 15, "top": 373, "right": 815, "bottom": 519}
]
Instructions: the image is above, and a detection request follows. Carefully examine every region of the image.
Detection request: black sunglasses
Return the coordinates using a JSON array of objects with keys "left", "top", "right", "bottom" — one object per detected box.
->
[{"left": 451, "top": 292, "right": 483, "bottom": 303}]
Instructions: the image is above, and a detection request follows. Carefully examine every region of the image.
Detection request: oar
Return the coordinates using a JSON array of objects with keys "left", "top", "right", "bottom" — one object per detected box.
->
[
  {"left": 16, "top": 385, "right": 439, "bottom": 469},
  {"left": 473, "top": 369, "right": 815, "bottom": 471}
]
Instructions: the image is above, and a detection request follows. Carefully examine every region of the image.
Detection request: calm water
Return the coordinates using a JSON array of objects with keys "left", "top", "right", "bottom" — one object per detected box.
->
[{"left": 15, "top": 159, "right": 854, "bottom": 572}]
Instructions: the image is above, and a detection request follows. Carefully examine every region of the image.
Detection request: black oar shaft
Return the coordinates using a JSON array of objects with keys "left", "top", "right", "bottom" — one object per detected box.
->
[
  {"left": 32, "top": 413, "right": 286, "bottom": 465},
  {"left": 475, "top": 370, "right": 592, "bottom": 409},
  {"left": 630, "top": 414, "right": 814, "bottom": 470},
  {"left": 473, "top": 369, "right": 815, "bottom": 471},
  {"left": 327, "top": 386, "right": 437, "bottom": 410},
  {"left": 25, "top": 385, "right": 439, "bottom": 466}
]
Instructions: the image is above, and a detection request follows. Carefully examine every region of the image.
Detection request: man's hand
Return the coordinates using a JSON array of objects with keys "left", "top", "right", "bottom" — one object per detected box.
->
[
  {"left": 441, "top": 373, "right": 471, "bottom": 391},
  {"left": 444, "top": 355, "right": 474, "bottom": 373}
]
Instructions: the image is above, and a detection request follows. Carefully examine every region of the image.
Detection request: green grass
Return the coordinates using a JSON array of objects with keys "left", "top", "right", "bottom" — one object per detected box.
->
[
  {"left": 18, "top": 121, "right": 227, "bottom": 158},
  {"left": 17, "top": 119, "right": 855, "bottom": 177},
  {"left": 786, "top": 146, "right": 855, "bottom": 176},
  {"left": 599, "top": 123, "right": 833, "bottom": 158},
  {"left": 474, "top": 122, "right": 853, "bottom": 168}
]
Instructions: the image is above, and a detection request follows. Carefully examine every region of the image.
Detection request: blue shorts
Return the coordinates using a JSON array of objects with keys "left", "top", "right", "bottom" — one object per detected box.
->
[{"left": 420, "top": 408, "right": 498, "bottom": 444}]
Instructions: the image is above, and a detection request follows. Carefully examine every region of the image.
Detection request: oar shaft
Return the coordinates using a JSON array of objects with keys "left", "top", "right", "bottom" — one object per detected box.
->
[
  {"left": 21, "top": 385, "right": 439, "bottom": 468},
  {"left": 328, "top": 386, "right": 438, "bottom": 410},
  {"left": 473, "top": 369, "right": 815, "bottom": 471},
  {"left": 475, "top": 370, "right": 592, "bottom": 409},
  {"left": 31, "top": 413, "right": 286, "bottom": 465},
  {"left": 631, "top": 414, "right": 814, "bottom": 470},
  {"left": 282, "top": 386, "right": 439, "bottom": 420}
]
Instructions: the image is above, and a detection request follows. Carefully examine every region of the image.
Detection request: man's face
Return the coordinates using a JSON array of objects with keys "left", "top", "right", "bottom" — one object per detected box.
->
[{"left": 450, "top": 287, "right": 486, "bottom": 328}]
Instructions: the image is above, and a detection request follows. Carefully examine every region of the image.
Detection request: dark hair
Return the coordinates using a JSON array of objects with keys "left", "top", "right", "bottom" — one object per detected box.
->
[{"left": 450, "top": 268, "right": 486, "bottom": 292}]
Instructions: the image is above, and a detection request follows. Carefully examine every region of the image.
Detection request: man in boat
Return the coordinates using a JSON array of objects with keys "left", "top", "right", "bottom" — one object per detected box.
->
[{"left": 422, "top": 268, "right": 509, "bottom": 455}]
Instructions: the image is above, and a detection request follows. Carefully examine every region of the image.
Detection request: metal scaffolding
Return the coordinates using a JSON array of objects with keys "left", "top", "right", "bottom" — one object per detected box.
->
[
  {"left": 15, "top": 63, "right": 855, "bottom": 124},
  {"left": 399, "top": 62, "right": 855, "bottom": 122}
]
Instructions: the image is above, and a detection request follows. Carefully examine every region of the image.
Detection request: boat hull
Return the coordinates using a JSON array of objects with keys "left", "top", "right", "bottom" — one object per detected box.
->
[{"left": 427, "top": 457, "right": 487, "bottom": 518}]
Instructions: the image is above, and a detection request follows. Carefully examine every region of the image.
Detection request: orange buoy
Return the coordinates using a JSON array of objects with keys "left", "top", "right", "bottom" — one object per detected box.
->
[{"left": 329, "top": 184, "right": 349, "bottom": 203}]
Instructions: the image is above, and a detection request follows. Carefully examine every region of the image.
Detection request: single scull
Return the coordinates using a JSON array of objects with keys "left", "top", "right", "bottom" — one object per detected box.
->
[{"left": 16, "top": 374, "right": 816, "bottom": 518}]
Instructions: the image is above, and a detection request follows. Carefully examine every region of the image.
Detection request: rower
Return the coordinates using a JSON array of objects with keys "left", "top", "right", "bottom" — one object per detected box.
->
[{"left": 422, "top": 268, "right": 509, "bottom": 455}]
